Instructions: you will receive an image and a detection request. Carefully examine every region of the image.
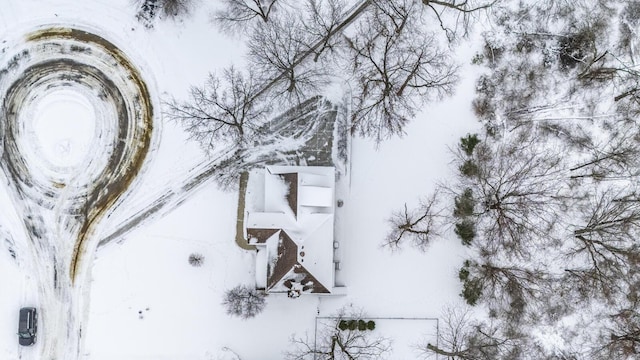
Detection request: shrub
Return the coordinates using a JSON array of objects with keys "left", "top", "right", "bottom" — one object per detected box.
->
[
  {"left": 458, "top": 266, "right": 470, "bottom": 281},
  {"left": 471, "top": 53, "right": 484, "bottom": 65},
  {"left": 188, "top": 253, "right": 204, "bottom": 267},
  {"left": 459, "top": 160, "right": 479, "bottom": 177},
  {"left": 557, "top": 21, "right": 606, "bottom": 70},
  {"left": 472, "top": 98, "right": 495, "bottom": 121},
  {"left": 455, "top": 220, "right": 476, "bottom": 246},
  {"left": 339, "top": 320, "right": 349, "bottom": 331},
  {"left": 340, "top": 319, "right": 376, "bottom": 331},
  {"left": 461, "top": 278, "right": 483, "bottom": 306},
  {"left": 459, "top": 134, "right": 481, "bottom": 156},
  {"left": 453, "top": 189, "right": 475, "bottom": 218}
]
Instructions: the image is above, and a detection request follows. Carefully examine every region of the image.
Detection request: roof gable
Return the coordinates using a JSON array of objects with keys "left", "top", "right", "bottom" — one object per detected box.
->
[{"left": 267, "top": 231, "right": 298, "bottom": 289}]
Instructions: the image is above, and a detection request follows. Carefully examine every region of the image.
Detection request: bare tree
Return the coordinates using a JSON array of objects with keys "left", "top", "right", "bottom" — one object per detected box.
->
[
  {"left": 454, "top": 132, "right": 567, "bottom": 258},
  {"left": 383, "top": 191, "right": 443, "bottom": 252},
  {"left": 594, "top": 306, "right": 640, "bottom": 359},
  {"left": 613, "top": 2, "right": 640, "bottom": 118},
  {"left": 286, "top": 308, "right": 391, "bottom": 360},
  {"left": 458, "top": 259, "right": 547, "bottom": 322},
  {"left": 247, "top": 12, "right": 329, "bottom": 104},
  {"left": 302, "top": 0, "right": 346, "bottom": 62},
  {"left": 569, "top": 127, "right": 640, "bottom": 181},
  {"left": 239, "top": 0, "right": 367, "bottom": 106},
  {"left": 345, "top": 0, "right": 458, "bottom": 143},
  {"left": 164, "top": 67, "right": 268, "bottom": 153},
  {"left": 423, "top": 305, "right": 522, "bottom": 360},
  {"left": 213, "top": 0, "right": 285, "bottom": 32},
  {"left": 564, "top": 189, "right": 640, "bottom": 303},
  {"left": 222, "top": 285, "right": 267, "bottom": 319},
  {"left": 209, "top": 0, "right": 500, "bottom": 144},
  {"left": 213, "top": 0, "right": 496, "bottom": 39},
  {"left": 421, "top": 0, "right": 498, "bottom": 41},
  {"left": 468, "top": 1, "right": 622, "bottom": 146}
]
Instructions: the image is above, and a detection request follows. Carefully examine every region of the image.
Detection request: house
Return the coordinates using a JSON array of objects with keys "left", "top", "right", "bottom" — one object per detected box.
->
[{"left": 245, "top": 165, "right": 343, "bottom": 297}]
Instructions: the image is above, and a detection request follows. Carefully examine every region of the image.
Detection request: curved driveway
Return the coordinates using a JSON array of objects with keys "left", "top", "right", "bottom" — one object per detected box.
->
[{"left": 0, "top": 26, "right": 153, "bottom": 360}]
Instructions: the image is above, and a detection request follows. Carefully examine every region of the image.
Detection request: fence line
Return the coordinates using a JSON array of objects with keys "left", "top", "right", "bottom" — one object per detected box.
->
[{"left": 313, "top": 316, "right": 440, "bottom": 360}]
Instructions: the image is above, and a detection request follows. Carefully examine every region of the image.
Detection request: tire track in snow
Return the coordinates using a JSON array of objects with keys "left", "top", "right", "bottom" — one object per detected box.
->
[{"left": 0, "top": 26, "right": 154, "bottom": 360}]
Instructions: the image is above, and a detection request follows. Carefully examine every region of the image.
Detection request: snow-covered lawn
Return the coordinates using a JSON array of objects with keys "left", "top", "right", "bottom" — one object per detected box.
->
[{"left": 0, "top": 0, "right": 480, "bottom": 359}]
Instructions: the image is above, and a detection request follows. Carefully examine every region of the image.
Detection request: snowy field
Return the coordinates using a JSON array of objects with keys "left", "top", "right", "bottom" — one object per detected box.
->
[{"left": 0, "top": 1, "right": 481, "bottom": 359}]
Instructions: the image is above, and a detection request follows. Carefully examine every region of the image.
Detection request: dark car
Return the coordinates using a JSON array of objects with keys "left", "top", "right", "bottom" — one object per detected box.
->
[{"left": 17, "top": 307, "right": 37, "bottom": 346}]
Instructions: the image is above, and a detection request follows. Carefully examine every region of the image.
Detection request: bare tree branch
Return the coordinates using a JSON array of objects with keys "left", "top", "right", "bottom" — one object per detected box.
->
[
  {"left": 247, "top": 12, "right": 330, "bottom": 104},
  {"left": 454, "top": 133, "right": 568, "bottom": 259},
  {"left": 569, "top": 126, "right": 640, "bottom": 181},
  {"left": 383, "top": 191, "right": 443, "bottom": 251},
  {"left": 564, "top": 188, "right": 640, "bottom": 303},
  {"left": 423, "top": 305, "right": 522, "bottom": 360},
  {"left": 423, "top": 0, "right": 498, "bottom": 41},
  {"left": 345, "top": 0, "right": 458, "bottom": 143},
  {"left": 164, "top": 67, "right": 269, "bottom": 153},
  {"left": 213, "top": 0, "right": 285, "bottom": 32},
  {"left": 459, "top": 259, "right": 547, "bottom": 321},
  {"left": 222, "top": 285, "right": 267, "bottom": 319}
]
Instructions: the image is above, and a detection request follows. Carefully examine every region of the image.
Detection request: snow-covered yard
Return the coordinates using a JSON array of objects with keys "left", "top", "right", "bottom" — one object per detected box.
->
[{"left": 0, "top": 0, "right": 481, "bottom": 359}]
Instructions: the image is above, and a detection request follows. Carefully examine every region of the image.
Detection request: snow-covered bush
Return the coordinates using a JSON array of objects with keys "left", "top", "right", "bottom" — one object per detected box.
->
[
  {"left": 338, "top": 319, "right": 375, "bottom": 331},
  {"left": 188, "top": 253, "right": 204, "bottom": 267}
]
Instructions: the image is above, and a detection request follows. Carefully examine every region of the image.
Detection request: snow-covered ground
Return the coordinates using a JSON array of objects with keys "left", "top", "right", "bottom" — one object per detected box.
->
[{"left": 0, "top": 1, "right": 480, "bottom": 359}]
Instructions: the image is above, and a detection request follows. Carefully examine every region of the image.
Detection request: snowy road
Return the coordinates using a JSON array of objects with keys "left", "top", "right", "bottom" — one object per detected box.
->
[{"left": 0, "top": 26, "right": 153, "bottom": 360}]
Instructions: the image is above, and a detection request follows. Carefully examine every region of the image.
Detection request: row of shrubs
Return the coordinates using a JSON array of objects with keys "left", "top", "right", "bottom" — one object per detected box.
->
[
  {"left": 338, "top": 319, "right": 376, "bottom": 331},
  {"left": 456, "top": 135, "right": 482, "bottom": 306},
  {"left": 454, "top": 134, "right": 479, "bottom": 246}
]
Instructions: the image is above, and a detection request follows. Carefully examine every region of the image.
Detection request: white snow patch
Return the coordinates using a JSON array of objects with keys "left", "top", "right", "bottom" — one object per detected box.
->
[{"left": 32, "top": 90, "right": 95, "bottom": 168}]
